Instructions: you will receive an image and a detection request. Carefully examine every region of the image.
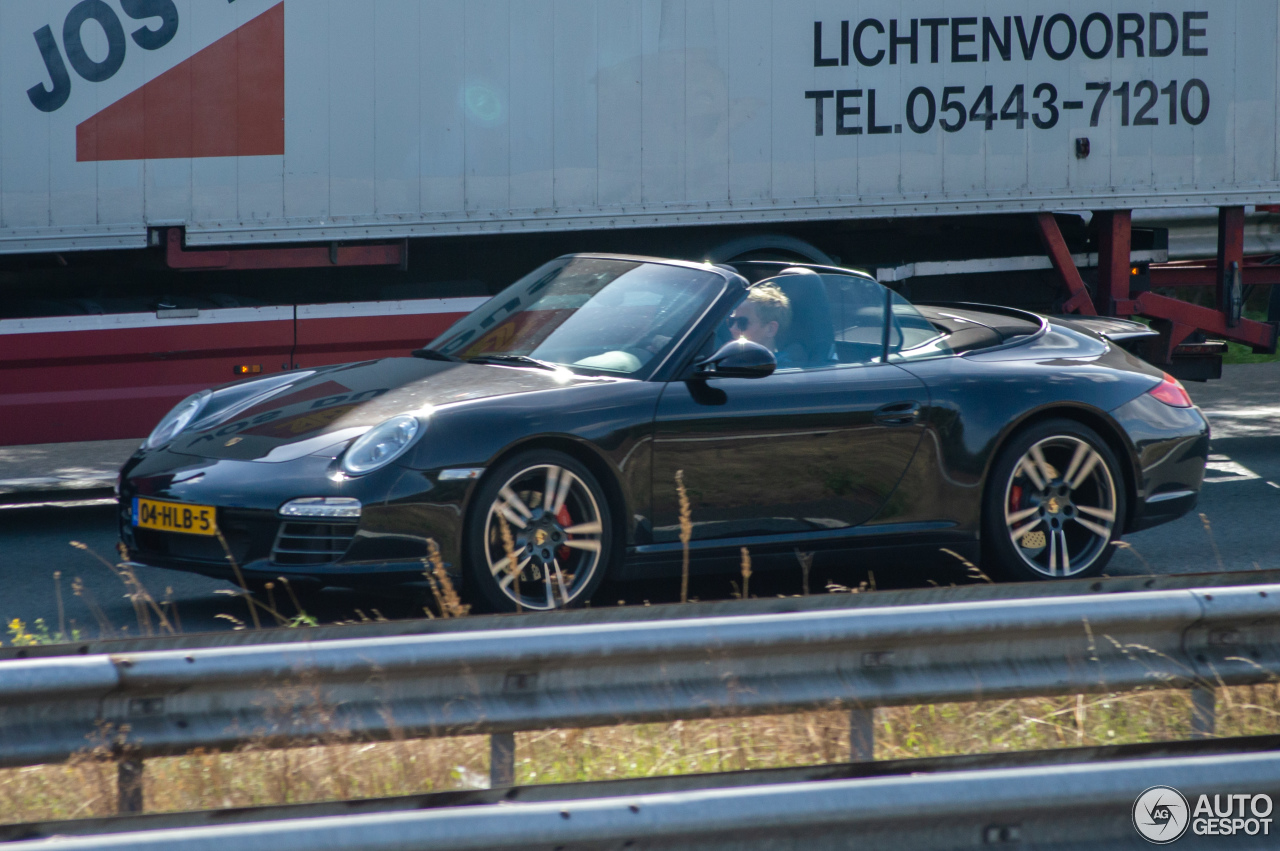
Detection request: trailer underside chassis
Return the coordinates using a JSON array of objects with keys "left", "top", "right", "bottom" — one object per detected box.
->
[
  {"left": 1037, "top": 208, "right": 1280, "bottom": 376},
  {"left": 162, "top": 227, "right": 407, "bottom": 272}
]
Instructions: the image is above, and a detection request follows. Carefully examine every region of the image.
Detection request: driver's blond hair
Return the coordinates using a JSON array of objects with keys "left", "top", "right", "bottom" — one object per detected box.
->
[{"left": 748, "top": 284, "right": 791, "bottom": 335}]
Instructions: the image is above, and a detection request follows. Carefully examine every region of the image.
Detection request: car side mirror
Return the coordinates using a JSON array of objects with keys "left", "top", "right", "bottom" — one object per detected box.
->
[{"left": 693, "top": 340, "right": 777, "bottom": 379}]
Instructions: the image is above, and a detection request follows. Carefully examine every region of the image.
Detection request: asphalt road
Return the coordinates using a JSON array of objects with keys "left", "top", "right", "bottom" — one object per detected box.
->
[
  {"left": 1106, "top": 362, "right": 1280, "bottom": 577},
  {"left": 1, "top": 363, "right": 1277, "bottom": 640}
]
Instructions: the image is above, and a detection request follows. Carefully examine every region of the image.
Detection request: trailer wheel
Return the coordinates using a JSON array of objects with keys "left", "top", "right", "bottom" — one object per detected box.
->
[{"left": 704, "top": 235, "right": 836, "bottom": 266}]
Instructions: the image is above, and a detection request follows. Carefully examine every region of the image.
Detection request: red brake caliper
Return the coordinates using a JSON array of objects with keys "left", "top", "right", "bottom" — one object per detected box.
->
[
  {"left": 1010, "top": 485, "right": 1023, "bottom": 514},
  {"left": 556, "top": 505, "right": 572, "bottom": 561}
]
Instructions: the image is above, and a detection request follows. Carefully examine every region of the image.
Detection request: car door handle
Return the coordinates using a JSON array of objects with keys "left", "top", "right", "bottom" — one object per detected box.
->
[{"left": 873, "top": 401, "right": 921, "bottom": 426}]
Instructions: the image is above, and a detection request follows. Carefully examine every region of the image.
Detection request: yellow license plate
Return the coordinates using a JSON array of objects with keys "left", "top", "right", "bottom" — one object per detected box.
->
[{"left": 132, "top": 498, "right": 218, "bottom": 536}]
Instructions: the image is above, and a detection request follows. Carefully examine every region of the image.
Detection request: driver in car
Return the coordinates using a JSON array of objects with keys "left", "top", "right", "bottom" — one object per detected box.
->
[{"left": 728, "top": 284, "right": 795, "bottom": 368}]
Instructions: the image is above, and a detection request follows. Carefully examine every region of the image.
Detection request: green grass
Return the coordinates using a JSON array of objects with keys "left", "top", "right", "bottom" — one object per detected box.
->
[
  {"left": 3, "top": 688, "right": 1280, "bottom": 824},
  {"left": 1224, "top": 340, "right": 1280, "bottom": 365},
  {"left": 1194, "top": 300, "right": 1279, "bottom": 363}
]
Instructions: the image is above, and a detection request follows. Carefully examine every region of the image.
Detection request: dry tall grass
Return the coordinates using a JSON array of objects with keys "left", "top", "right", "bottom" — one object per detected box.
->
[
  {"left": 676, "top": 469, "right": 692, "bottom": 603},
  {"left": 3, "top": 686, "right": 1280, "bottom": 824},
  {"left": 3, "top": 485, "right": 1273, "bottom": 825}
]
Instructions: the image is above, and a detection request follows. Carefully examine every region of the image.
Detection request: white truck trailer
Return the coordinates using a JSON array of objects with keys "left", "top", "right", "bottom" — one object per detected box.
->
[{"left": 0, "top": 0, "right": 1276, "bottom": 444}]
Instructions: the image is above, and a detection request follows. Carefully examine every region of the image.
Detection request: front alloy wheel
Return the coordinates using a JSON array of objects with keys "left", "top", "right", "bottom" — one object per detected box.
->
[
  {"left": 984, "top": 420, "right": 1126, "bottom": 581},
  {"left": 467, "top": 451, "right": 612, "bottom": 612}
]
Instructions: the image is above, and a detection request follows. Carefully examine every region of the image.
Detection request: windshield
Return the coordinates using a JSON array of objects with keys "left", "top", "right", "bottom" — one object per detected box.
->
[{"left": 431, "top": 257, "right": 725, "bottom": 375}]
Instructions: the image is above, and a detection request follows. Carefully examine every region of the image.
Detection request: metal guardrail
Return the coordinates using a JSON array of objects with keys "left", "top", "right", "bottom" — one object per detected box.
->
[
  {"left": 1, "top": 583, "right": 1276, "bottom": 772},
  {"left": 6, "top": 750, "right": 1280, "bottom": 850},
  {"left": 8, "top": 735, "right": 1279, "bottom": 842}
]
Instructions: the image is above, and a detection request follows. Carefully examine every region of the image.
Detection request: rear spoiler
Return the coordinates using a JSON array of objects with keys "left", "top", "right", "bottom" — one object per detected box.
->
[{"left": 1049, "top": 315, "right": 1160, "bottom": 344}]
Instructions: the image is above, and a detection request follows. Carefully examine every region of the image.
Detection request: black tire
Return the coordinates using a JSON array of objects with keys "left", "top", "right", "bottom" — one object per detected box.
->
[
  {"left": 463, "top": 450, "right": 614, "bottom": 612},
  {"left": 981, "top": 419, "right": 1127, "bottom": 582}
]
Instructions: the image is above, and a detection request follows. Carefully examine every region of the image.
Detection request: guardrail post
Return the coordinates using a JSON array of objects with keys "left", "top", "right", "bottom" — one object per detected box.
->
[
  {"left": 116, "top": 755, "right": 144, "bottom": 814},
  {"left": 850, "top": 708, "right": 875, "bottom": 761},
  {"left": 1190, "top": 688, "right": 1217, "bottom": 739},
  {"left": 490, "top": 732, "right": 516, "bottom": 787}
]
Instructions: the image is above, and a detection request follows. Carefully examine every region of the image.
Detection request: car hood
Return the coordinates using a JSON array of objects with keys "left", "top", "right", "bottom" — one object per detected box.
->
[{"left": 168, "top": 358, "right": 604, "bottom": 462}]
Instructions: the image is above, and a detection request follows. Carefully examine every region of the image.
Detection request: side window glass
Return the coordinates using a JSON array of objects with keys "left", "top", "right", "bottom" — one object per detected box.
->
[
  {"left": 694, "top": 317, "right": 730, "bottom": 363},
  {"left": 887, "top": 292, "right": 953, "bottom": 361},
  {"left": 713, "top": 273, "right": 946, "bottom": 371},
  {"left": 724, "top": 275, "right": 839, "bottom": 371},
  {"left": 822, "top": 274, "right": 888, "bottom": 366}
]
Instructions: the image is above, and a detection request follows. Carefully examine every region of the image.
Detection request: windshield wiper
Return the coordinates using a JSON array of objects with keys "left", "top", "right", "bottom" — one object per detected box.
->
[
  {"left": 412, "top": 347, "right": 460, "bottom": 362},
  {"left": 467, "top": 354, "right": 563, "bottom": 372}
]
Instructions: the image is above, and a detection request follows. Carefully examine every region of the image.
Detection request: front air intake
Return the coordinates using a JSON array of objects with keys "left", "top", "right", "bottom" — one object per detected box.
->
[{"left": 271, "top": 521, "right": 358, "bottom": 566}]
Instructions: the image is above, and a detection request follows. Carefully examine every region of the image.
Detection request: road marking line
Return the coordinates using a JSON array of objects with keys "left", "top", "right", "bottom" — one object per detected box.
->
[
  {"left": 0, "top": 497, "right": 116, "bottom": 510},
  {"left": 1204, "top": 455, "right": 1262, "bottom": 484},
  {"left": 1201, "top": 406, "right": 1280, "bottom": 418}
]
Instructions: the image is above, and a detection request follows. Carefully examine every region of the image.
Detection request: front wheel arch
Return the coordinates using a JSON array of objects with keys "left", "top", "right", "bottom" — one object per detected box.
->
[
  {"left": 462, "top": 447, "right": 617, "bottom": 612},
  {"left": 468, "top": 435, "right": 631, "bottom": 576}
]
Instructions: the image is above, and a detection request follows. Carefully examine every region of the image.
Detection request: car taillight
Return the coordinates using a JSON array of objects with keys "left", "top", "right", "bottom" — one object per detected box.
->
[{"left": 1147, "top": 373, "right": 1193, "bottom": 408}]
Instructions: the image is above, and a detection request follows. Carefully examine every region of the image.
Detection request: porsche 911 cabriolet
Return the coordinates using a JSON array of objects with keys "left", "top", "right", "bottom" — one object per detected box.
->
[{"left": 119, "top": 255, "right": 1209, "bottom": 611}]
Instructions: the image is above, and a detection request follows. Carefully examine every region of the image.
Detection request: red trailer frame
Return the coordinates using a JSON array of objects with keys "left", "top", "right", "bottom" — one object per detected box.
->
[{"left": 1037, "top": 208, "right": 1279, "bottom": 364}]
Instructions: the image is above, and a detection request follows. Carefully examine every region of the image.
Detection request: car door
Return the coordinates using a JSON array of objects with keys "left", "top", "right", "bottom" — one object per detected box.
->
[{"left": 648, "top": 272, "right": 929, "bottom": 550}]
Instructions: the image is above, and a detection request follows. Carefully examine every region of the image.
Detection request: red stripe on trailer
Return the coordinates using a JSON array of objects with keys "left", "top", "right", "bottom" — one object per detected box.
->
[
  {"left": 0, "top": 319, "right": 293, "bottom": 445},
  {"left": 0, "top": 298, "right": 479, "bottom": 446},
  {"left": 294, "top": 312, "right": 467, "bottom": 369},
  {"left": 76, "top": 4, "right": 285, "bottom": 162}
]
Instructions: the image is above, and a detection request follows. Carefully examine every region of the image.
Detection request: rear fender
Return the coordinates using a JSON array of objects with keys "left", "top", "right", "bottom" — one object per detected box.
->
[{"left": 982, "top": 403, "right": 1141, "bottom": 534}]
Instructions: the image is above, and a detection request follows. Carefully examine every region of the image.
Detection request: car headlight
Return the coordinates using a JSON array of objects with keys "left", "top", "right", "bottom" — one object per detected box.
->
[
  {"left": 144, "top": 391, "right": 211, "bottom": 450},
  {"left": 341, "top": 416, "right": 422, "bottom": 476}
]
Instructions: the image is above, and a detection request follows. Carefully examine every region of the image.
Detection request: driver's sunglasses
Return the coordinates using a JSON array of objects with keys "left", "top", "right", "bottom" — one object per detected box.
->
[{"left": 728, "top": 315, "right": 751, "bottom": 331}]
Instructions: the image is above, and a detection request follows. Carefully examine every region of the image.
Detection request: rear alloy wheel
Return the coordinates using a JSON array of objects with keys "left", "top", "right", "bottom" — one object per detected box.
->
[
  {"left": 983, "top": 420, "right": 1127, "bottom": 581},
  {"left": 465, "top": 451, "right": 612, "bottom": 612}
]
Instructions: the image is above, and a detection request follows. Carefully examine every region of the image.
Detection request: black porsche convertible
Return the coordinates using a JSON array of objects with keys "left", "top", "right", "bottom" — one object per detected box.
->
[{"left": 119, "top": 255, "right": 1209, "bottom": 611}]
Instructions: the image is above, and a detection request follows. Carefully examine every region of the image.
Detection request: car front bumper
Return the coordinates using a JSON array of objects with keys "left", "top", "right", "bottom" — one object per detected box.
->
[{"left": 118, "top": 448, "right": 475, "bottom": 587}]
